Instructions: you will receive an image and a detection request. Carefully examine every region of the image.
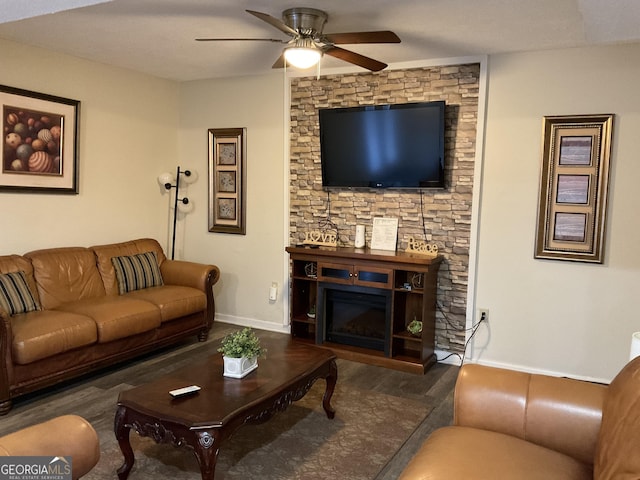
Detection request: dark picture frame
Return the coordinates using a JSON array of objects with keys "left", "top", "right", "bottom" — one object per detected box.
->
[
  {"left": 535, "top": 114, "right": 614, "bottom": 263},
  {"left": 208, "top": 128, "right": 246, "bottom": 234},
  {"left": 1, "top": 84, "right": 80, "bottom": 194}
]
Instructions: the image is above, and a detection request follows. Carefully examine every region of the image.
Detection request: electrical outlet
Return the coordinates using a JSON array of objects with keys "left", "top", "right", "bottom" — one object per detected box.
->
[{"left": 478, "top": 308, "right": 489, "bottom": 324}]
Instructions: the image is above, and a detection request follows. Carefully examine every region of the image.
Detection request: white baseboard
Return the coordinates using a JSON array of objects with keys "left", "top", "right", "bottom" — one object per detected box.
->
[
  {"left": 215, "top": 314, "right": 291, "bottom": 335},
  {"left": 461, "top": 358, "right": 611, "bottom": 384},
  {"left": 432, "top": 351, "right": 610, "bottom": 384}
]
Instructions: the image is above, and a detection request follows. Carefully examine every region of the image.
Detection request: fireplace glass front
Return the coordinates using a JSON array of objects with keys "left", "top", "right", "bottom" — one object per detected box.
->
[{"left": 317, "top": 283, "right": 391, "bottom": 354}]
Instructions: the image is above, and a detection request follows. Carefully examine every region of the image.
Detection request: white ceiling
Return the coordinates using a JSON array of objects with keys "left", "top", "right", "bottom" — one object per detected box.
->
[{"left": 1, "top": 0, "right": 639, "bottom": 82}]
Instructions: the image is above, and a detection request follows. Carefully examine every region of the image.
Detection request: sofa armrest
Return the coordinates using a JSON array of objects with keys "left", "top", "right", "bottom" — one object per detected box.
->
[
  {"left": 454, "top": 363, "right": 606, "bottom": 465},
  {"left": 160, "top": 260, "right": 220, "bottom": 291},
  {"left": 161, "top": 260, "right": 220, "bottom": 338},
  {"left": 0, "top": 415, "right": 100, "bottom": 479}
]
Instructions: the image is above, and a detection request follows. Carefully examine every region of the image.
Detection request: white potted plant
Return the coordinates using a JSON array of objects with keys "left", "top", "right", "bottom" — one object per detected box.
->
[{"left": 218, "top": 328, "right": 265, "bottom": 378}]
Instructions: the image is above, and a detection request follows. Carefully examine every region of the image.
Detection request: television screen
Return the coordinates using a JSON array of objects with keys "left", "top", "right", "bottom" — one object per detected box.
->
[{"left": 318, "top": 101, "right": 446, "bottom": 189}]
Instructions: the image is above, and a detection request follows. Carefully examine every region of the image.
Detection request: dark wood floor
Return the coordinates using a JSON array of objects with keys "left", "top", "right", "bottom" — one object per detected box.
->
[{"left": 0, "top": 323, "right": 458, "bottom": 479}]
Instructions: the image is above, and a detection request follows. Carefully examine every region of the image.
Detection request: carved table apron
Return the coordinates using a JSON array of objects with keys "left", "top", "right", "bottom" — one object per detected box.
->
[{"left": 114, "top": 337, "right": 337, "bottom": 480}]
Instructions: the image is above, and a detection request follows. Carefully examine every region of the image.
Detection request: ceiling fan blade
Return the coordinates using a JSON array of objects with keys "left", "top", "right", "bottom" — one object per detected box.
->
[
  {"left": 246, "top": 9, "right": 298, "bottom": 37},
  {"left": 272, "top": 53, "right": 286, "bottom": 69},
  {"left": 196, "top": 38, "right": 285, "bottom": 43},
  {"left": 324, "top": 46, "right": 388, "bottom": 72},
  {"left": 323, "top": 31, "right": 401, "bottom": 45}
]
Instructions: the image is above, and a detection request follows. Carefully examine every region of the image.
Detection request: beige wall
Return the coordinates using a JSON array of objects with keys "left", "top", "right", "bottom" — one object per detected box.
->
[
  {"left": 0, "top": 39, "right": 178, "bottom": 254},
  {"left": 473, "top": 43, "right": 640, "bottom": 382},
  {"left": 177, "top": 74, "right": 287, "bottom": 330}
]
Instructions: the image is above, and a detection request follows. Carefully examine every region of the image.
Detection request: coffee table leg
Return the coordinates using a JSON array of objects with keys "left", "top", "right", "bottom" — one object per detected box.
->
[
  {"left": 114, "top": 406, "right": 135, "bottom": 480},
  {"left": 191, "top": 431, "right": 221, "bottom": 480},
  {"left": 322, "top": 359, "right": 338, "bottom": 419}
]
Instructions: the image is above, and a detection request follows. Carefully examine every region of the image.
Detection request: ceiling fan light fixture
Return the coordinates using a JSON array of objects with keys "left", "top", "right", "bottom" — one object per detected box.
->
[{"left": 284, "top": 38, "right": 321, "bottom": 69}]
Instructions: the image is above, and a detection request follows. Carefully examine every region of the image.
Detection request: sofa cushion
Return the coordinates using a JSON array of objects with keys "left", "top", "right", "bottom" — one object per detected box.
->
[
  {"left": 399, "top": 426, "right": 592, "bottom": 480},
  {"left": 0, "top": 271, "right": 41, "bottom": 316},
  {"left": 92, "top": 239, "right": 167, "bottom": 296},
  {"left": 25, "top": 247, "right": 106, "bottom": 310},
  {"left": 125, "top": 285, "right": 205, "bottom": 323},
  {"left": 11, "top": 310, "right": 98, "bottom": 365},
  {"left": 0, "top": 255, "right": 41, "bottom": 307},
  {"left": 594, "top": 356, "right": 640, "bottom": 479},
  {"left": 55, "top": 297, "right": 161, "bottom": 343},
  {"left": 111, "top": 251, "right": 164, "bottom": 294}
]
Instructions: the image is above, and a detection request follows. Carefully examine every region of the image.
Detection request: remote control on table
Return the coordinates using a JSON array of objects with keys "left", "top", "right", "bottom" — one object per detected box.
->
[{"left": 169, "top": 385, "right": 201, "bottom": 397}]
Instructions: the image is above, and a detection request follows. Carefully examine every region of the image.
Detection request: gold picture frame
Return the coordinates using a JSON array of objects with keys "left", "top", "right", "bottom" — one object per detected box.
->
[
  {"left": 535, "top": 114, "right": 614, "bottom": 263},
  {"left": 1, "top": 84, "right": 80, "bottom": 194},
  {"left": 208, "top": 128, "right": 246, "bottom": 234}
]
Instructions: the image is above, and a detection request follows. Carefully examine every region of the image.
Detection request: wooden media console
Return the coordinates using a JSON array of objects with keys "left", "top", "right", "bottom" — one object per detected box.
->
[{"left": 285, "top": 246, "right": 442, "bottom": 374}]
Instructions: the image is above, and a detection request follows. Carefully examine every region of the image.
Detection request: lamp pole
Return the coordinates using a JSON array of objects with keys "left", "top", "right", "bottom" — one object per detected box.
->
[{"left": 163, "top": 166, "right": 191, "bottom": 260}]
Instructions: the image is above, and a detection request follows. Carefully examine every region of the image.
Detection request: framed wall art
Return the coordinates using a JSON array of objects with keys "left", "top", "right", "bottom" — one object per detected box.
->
[
  {"left": 1, "top": 84, "right": 80, "bottom": 194},
  {"left": 208, "top": 128, "right": 246, "bottom": 234},
  {"left": 534, "top": 114, "right": 614, "bottom": 263}
]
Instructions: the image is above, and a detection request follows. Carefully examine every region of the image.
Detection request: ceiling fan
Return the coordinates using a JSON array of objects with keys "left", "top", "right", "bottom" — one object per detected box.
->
[{"left": 196, "top": 8, "right": 401, "bottom": 72}]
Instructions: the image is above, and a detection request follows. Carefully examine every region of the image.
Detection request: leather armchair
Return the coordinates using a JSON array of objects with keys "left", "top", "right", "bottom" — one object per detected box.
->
[
  {"left": 0, "top": 415, "right": 100, "bottom": 479},
  {"left": 399, "top": 356, "right": 640, "bottom": 479}
]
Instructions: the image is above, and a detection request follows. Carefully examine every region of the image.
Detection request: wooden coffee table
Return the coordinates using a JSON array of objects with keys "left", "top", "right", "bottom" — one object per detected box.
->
[{"left": 114, "top": 335, "right": 337, "bottom": 479}]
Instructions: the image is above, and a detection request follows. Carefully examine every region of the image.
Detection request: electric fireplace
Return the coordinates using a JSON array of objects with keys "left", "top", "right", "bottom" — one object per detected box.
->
[{"left": 317, "top": 283, "right": 392, "bottom": 355}]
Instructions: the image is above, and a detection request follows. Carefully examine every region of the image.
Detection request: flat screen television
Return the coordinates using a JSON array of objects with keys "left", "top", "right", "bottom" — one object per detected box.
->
[{"left": 318, "top": 101, "right": 446, "bottom": 189}]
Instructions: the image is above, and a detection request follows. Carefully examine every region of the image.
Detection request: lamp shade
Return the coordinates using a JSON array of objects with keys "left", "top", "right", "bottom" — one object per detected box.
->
[
  {"left": 177, "top": 199, "right": 194, "bottom": 214},
  {"left": 182, "top": 169, "right": 198, "bottom": 184},
  {"left": 157, "top": 172, "right": 174, "bottom": 188},
  {"left": 630, "top": 332, "right": 640, "bottom": 361}
]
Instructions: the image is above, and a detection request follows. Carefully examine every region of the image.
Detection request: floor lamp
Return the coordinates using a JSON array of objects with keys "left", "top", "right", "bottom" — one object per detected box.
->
[
  {"left": 158, "top": 166, "right": 197, "bottom": 260},
  {"left": 630, "top": 332, "right": 640, "bottom": 361}
]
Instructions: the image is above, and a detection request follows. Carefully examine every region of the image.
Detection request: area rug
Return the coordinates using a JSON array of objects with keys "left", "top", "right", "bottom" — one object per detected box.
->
[{"left": 86, "top": 380, "right": 432, "bottom": 480}]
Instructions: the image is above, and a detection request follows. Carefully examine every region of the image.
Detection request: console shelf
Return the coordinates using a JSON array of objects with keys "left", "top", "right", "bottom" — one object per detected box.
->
[{"left": 286, "top": 246, "right": 442, "bottom": 374}]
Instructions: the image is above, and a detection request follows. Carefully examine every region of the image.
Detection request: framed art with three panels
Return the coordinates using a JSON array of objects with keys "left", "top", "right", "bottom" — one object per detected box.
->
[{"left": 535, "top": 114, "right": 614, "bottom": 263}]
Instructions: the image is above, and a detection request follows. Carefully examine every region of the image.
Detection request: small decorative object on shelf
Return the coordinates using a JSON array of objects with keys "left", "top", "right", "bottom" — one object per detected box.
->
[
  {"left": 411, "top": 273, "right": 424, "bottom": 289},
  {"left": 407, "top": 318, "right": 423, "bottom": 337},
  {"left": 218, "top": 328, "right": 265, "bottom": 378},
  {"left": 303, "top": 229, "right": 338, "bottom": 247},
  {"left": 405, "top": 237, "right": 438, "bottom": 258},
  {"left": 304, "top": 262, "right": 317, "bottom": 278},
  {"left": 307, "top": 304, "right": 316, "bottom": 319}
]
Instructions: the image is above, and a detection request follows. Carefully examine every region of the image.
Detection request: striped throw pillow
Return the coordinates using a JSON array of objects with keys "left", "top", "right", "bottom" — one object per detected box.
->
[
  {"left": 0, "top": 271, "right": 41, "bottom": 316},
  {"left": 111, "top": 251, "right": 164, "bottom": 295}
]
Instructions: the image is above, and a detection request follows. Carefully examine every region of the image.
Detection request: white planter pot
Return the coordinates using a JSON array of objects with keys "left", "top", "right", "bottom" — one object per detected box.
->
[{"left": 223, "top": 355, "right": 258, "bottom": 378}]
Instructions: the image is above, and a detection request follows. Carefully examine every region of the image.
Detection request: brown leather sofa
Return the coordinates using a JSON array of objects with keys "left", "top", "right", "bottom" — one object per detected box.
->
[
  {"left": 0, "top": 415, "right": 100, "bottom": 479},
  {"left": 0, "top": 238, "right": 220, "bottom": 415},
  {"left": 399, "top": 356, "right": 640, "bottom": 479}
]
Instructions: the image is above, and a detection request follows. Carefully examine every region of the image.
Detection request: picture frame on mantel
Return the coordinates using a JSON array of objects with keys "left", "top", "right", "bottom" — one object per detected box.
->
[
  {"left": 534, "top": 114, "right": 614, "bottom": 263},
  {"left": 1, "top": 84, "right": 80, "bottom": 194},
  {"left": 208, "top": 127, "right": 247, "bottom": 234}
]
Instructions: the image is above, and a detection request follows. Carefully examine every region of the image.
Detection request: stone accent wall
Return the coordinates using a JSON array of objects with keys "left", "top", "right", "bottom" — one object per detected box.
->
[{"left": 289, "top": 64, "right": 480, "bottom": 353}]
